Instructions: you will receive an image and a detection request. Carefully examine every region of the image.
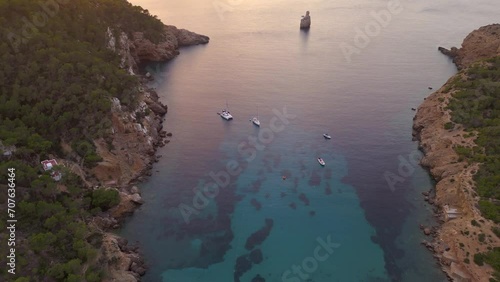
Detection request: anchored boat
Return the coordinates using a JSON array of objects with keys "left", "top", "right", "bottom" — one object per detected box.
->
[{"left": 218, "top": 100, "right": 233, "bottom": 120}]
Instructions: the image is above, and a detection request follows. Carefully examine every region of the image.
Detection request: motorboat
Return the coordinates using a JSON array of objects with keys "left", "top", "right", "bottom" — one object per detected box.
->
[
  {"left": 323, "top": 133, "right": 331, "bottom": 139},
  {"left": 318, "top": 158, "right": 326, "bottom": 166}
]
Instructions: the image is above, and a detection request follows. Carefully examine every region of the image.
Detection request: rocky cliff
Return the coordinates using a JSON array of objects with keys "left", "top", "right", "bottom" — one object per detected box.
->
[
  {"left": 94, "top": 25, "right": 209, "bottom": 281},
  {"left": 107, "top": 25, "right": 209, "bottom": 74},
  {"left": 414, "top": 24, "right": 500, "bottom": 282},
  {"left": 97, "top": 24, "right": 209, "bottom": 192},
  {"left": 438, "top": 24, "right": 500, "bottom": 70}
]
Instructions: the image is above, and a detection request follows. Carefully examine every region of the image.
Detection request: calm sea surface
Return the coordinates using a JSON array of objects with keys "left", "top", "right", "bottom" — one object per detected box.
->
[{"left": 122, "top": 1, "right": 499, "bottom": 281}]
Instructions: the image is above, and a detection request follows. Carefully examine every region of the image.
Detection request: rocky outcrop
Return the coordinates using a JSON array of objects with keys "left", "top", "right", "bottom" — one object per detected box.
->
[
  {"left": 131, "top": 30, "right": 179, "bottom": 63},
  {"left": 415, "top": 25, "right": 500, "bottom": 282},
  {"left": 109, "top": 190, "right": 144, "bottom": 221},
  {"left": 300, "top": 11, "right": 311, "bottom": 30},
  {"left": 106, "top": 27, "right": 137, "bottom": 75},
  {"left": 438, "top": 24, "right": 500, "bottom": 70},
  {"left": 100, "top": 234, "right": 147, "bottom": 282},
  {"left": 106, "top": 25, "right": 209, "bottom": 72},
  {"left": 165, "top": 25, "right": 210, "bottom": 46},
  {"left": 91, "top": 88, "right": 168, "bottom": 187}
]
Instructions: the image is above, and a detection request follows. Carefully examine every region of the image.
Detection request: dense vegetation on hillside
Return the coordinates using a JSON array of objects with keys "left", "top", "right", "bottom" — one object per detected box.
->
[
  {"left": 445, "top": 56, "right": 500, "bottom": 280},
  {"left": 0, "top": 0, "right": 164, "bottom": 280},
  {"left": 446, "top": 56, "right": 500, "bottom": 222}
]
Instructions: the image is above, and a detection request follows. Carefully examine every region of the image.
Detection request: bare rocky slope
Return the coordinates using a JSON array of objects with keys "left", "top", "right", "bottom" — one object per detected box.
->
[{"left": 413, "top": 24, "right": 500, "bottom": 282}]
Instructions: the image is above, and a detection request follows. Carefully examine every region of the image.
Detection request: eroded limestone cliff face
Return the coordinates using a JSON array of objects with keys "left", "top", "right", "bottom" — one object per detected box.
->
[{"left": 414, "top": 24, "right": 500, "bottom": 282}]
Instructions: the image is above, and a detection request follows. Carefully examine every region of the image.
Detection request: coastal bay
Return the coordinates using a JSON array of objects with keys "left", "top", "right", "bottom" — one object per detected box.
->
[
  {"left": 9, "top": 1, "right": 500, "bottom": 281},
  {"left": 121, "top": 0, "right": 499, "bottom": 281}
]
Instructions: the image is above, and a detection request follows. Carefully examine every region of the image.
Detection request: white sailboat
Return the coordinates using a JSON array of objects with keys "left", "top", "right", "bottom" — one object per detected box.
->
[
  {"left": 251, "top": 106, "right": 260, "bottom": 126},
  {"left": 218, "top": 100, "right": 233, "bottom": 120}
]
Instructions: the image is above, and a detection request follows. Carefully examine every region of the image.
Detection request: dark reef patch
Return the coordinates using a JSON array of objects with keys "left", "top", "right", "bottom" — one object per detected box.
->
[
  {"left": 234, "top": 249, "right": 265, "bottom": 282},
  {"left": 251, "top": 274, "right": 266, "bottom": 282},
  {"left": 325, "top": 183, "right": 332, "bottom": 195},
  {"left": 196, "top": 230, "right": 234, "bottom": 267},
  {"left": 298, "top": 193, "right": 310, "bottom": 206},
  {"left": 262, "top": 154, "right": 274, "bottom": 173},
  {"left": 249, "top": 179, "right": 263, "bottom": 193},
  {"left": 308, "top": 170, "right": 321, "bottom": 186},
  {"left": 249, "top": 248, "right": 263, "bottom": 264},
  {"left": 289, "top": 202, "right": 297, "bottom": 209},
  {"left": 251, "top": 198, "right": 262, "bottom": 211},
  {"left": 245, "top": 218, "right": 274, "bottom": 251},
  {"left": 292, "top": 177, "right": 299, "bottom": 193},
  {"left": 342, "top": 150, "right": 414, "bottom": 281},
  {"left": 299, "top": 160, "right": 307, "bottom": 172},
  {"left": 281, "top": 169, "right": 292, "bottom": 179},
  {"left": 166, "top": 181, "right": 242, "bottom": 269},
  {"left": 234, "top": 255, "right": 252, "bottom": 282},
  {"left": 273, "top": 153, "right": 281, "bottom": 168},
  {"left": 324, "top": 167, "right": 332, "bottom": 179}
]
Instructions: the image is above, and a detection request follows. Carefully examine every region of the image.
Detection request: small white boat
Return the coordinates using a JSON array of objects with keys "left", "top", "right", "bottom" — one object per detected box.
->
[
  {"left": 318, "top": 158, "right": 326, "bottom": 166},
  {"left": 218, "top": 100, "right": 233, "bottom": 120},
  {"left": 251, "top": 117, "right": 260, "bottom": 126},
  {"left": 251, "top": 106, "right": 260, "bottom": 126},
  {"left": 323, "top": 133, "right": 331, "bottom": 139}
]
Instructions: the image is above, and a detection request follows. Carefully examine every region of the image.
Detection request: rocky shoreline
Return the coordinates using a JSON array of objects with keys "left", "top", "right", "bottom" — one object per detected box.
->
[
  {"left": 413, "top": 24, "right": 500, "bottom": 282},
  {"left": 84, "top": 25, "right": 209, "bottom": 281}
]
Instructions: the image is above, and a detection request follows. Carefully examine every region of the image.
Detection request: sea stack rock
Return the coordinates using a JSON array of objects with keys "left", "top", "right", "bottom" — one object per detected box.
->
[{"left": 300, "top": 11, "right": 311, "bottom": 30}]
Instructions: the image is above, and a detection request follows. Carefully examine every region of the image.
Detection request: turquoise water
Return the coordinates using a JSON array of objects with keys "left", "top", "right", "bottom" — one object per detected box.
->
[{"left": 122, "top": 0, "right": 499, "bottom": 281}]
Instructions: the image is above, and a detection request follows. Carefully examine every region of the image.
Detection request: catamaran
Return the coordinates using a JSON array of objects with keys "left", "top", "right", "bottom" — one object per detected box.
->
[{"left": 218, "top": 100, "right": 233, "bottom": 120}]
